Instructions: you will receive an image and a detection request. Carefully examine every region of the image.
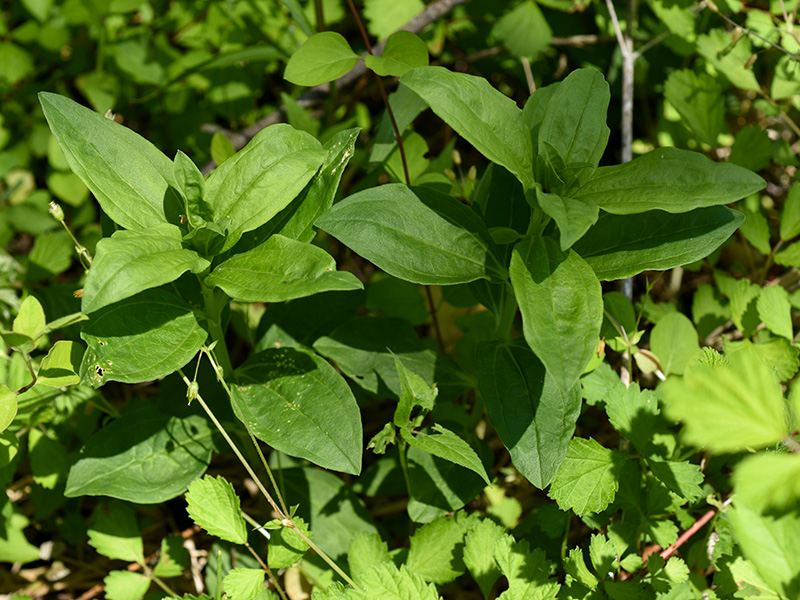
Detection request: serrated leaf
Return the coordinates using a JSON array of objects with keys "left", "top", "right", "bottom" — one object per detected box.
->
[
  {"left": 185, "top": 475, "right": 248, "bottom": 544},
  {"left": 406, "top": 512, "right": 477, "bottom": 584},
  {"left": 348, "top": 531, "right": 391, "bottom": 585},
  {"left": 393, "top": 354, "right": 436, "bottom": 428},
  {"left": 661, "top": 349, "right": 788, "bottom": 453},
  {"left": 730, "top": 278, "right": 761, "bottom": 337},
  {"left": 206, "top": 234, "right": 362, "bottom": 303},
  {"left": 494, "top": 535, "right": 560, "bottom": 598},
  {"left": 646, "top": 459, "right": 704, "bottom": 503},
  {"left": 356, "top": 563, "right": 440, "bottom": 600},
  {"left": 757, "top": 285, "right": 793, "bottom": 340},
  {"left": 365, "top": 31, "right": 428, "bottom": 77},
  {"left": 153, "top": 534, "right": 188, "bottom": 577},
  {"left": 284, "top": 32, "right": 359, "bottom": 86},
  {"left": 510, "top": 235, "right": 603, "bottom": 392},
  {"left": 88, "top": 502, "right": 144, "bottom": 562},
  {"left": 589, "top": 534, "right": 617, "bottom": 576},
  {"left": 223, "top": 568, "right": 264, "bottom": 600},
  {"left": 476, "top": 340, "right": 581, "bottom": 488},
  {"left": 463, "top": 519, "right": 504, "bottom": 598},
  {"left": 103, "top": 570, "right": 150, "bottom": 600},
  {"left": 733, "top": 453, "right": 800, "bottom": 513},
  {"left": 564, "top": 547, "right": 598, "bottom": 590},
  {"left": 401, "top": 425, "right": 490, "bottom": 485},
  {"left": 604, "top": 382, "right": 659, "bottom": 452},
  {"left": 549, "top": 438, "right": 624, "bottom": 515}
]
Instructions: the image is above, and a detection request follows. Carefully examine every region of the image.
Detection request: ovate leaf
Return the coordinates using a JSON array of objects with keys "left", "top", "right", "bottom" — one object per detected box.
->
[
  {"left": 80, "top": 289, "right": 208, "bottom": 387},
  {"left": 401, "top": 66, "right": 534, "bottom": 189},
  {"left": 510, "top": 235, "right": 602, "bottom": 392},
  {"left": 316, "top": 184, "right": 505, "bottom": 285},
  {"left": 66, "top": 404, "right": 213, "bottom": 503},
  {"left": 284, "top": 32, "right": 359, "bottom": 86},
  {"left": 365, "top": 31, "right": 428, "bottom": 77},
  {"left": 223, "top": 568, "right": 264, "bottom": 600},
  {"left": 549, "top": 438, "right": 624, "bottom": 515},
  {"left": 574, "top": 147, "right": 765, "bottom": 214},
  {"left": 204, "top": 124, "right": 324, "bottom": 251},
  {"left": 535, "top": 189, "right": 599, "bottom": 251},
  {"left": 757, "top": 285, "right": 793, "bottom": 339},
  {"left": 649, "top": 312, "right": 700, "bottom": 376},
  {"left": 476, "top": 340, "right": 581, "bottom": 488},
  {"left": 82, "top": 224, "right": 210, "bottom": 314},
  {"left": 88, "top": 502, "right": 144, "bottom": 562},
  {"left": 39, "top": 92, "right": 178, "bottom": 230},
  {"left": 0, "top": 385, "right": 16, "bottom": 432},
  {"left": 663, "top": 69, "right": 726, "bottom": 145},
  {"left": 185, "top": 475, "right": 248, "bottom": 544},
  {"left": 463, "top": 519, "right": 504, "bottom": 598},
  {"left": 37, "top": 340, "right": 83, "bottom": 387},
  {"left": 574, "top": 207, "right": 744, "bottom": 280},
  {"left": 103, "top": 570, "right": 150, "bottom": 600},
  {"left": 661, "top": 349, "right": 788, "bottom": 452},
  {"left": 230, "top": 347, "right": 362, "bottom": 474},
  {"left": 205, "top": 234, "right": 362, "bottom": 303}
]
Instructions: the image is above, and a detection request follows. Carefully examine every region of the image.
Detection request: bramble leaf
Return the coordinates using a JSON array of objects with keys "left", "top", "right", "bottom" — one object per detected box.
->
[{"left": 549, "top": 438, "right": 624, "bottom": 515}]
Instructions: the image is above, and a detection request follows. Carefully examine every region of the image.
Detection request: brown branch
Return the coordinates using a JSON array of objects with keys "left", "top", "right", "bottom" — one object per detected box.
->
[{"left": 201, "top": 0, "right": 472, "bottom": 173}]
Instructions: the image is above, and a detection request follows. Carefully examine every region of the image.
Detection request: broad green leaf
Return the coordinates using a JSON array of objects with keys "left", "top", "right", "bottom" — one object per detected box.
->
[
  {"left": 284, "top": 32, "right": 359, "bottom": 86},
  {"left": 88, "top": 502, "right": 144, "bottom": 562},
  {"left": 0, "top": 503, "right": 40, "bottom": 564},
  {"left": 82, "top": 224, "right": 210, "bottom": 314},
  {"left": 730, "top": 126, "right": 772, "bottom": 172},
  {"left": 0, "top": 384, "right": 16, "bottom": 432},
  {"left": 774, "top": 241, "right": 800, "bottom": 267},
  {"left": 13, "top": 295, "right": 45, "bottom": 340},
  {"left": 80, "top": 288, "right": 208, "bottom": 387},
  {"left": 737, "top": 197, "right": 771, "bottom": 255},
  {"left": 66, "top": 404, "right": 212, "bottom": 503},
  {"left": 728, "top": 338, "right": 799, "bottom": 382},
  {"left": 780, "top": 182, "right": 800, "bottom": 241},
  {"left": 476, "top": 340, "right": 581, "bottom": 488},
  {"left": 210, "top": 131, "right": 236, "bottom": 166},
  {"left": 510, "top": 235, "right": 602, "bottom": 392},
  {"left": 37, "top": 340, "right": 83, "bottom": 387},
  {"left": 463, "top": 519, "right": 504, "bottom": 598},
  {"left": 574, "top": 207, "right": 744, "bottom": 280},
  {"left": 205, "top": 234, "right": 362, "bottom": 303},
  {"left": 733, "top": 453, "right": 800, "bottom": 512},
  {"left": 153, "top": 534, "right": 188, "bottom": 577},
  {"left": 406, "top": 446, "right": 487, "bottom": 523},
  {"left": 29, "top": 428, "right": 69, "bottom": 489},
  {"left": 185, "top": 475, "right": 248, "bottom": 544},
  {"left": 661, "top": 349, "right": 788, "bottom": 452},
  {"left": 223, "top": 568, "right": 264, "bottom": 600},
  {"left": 26, "top": 229, "right": 73, "bottom": 282},
  {"left": 730, "top": 278, "right": 761, "bottom": 337},
  {"left": 174, "top": 150, "right": 210, "bottom": 227},
  {"left": 103, "top": 570, "right": 150, "bottom": 600},
  {"left": 406, "top": 512, "right": 477, "bottom": 584},
  {"left": 230, "top": 347, "right": 362, "bottom": 474},
  {"left": 549, "top": 438, "right": 624, "bottom": 515},
  {"left": 758, "top": 285, "right": 793, "bottom": 339},
  {"left": 48, "top": 171, "right": 88, "bottom": 206},
  {"left": 268, "top": 128, "right": 360, "bottom": 243},
  {"left": 204, "top": 124, "right": 324, "bottom": 251},
  {"left": 363, "top": 0, "right": 424, "bottom": 40},
  {"left": 400, "top": 66, "right": 534, "bottom": 189},
  {"left": 692, "top": 283, "right": 730, "bottom": 339},
  {"left": 316, "top": 183, "right": 505, "bottom": 285},
  {"left": 650, "top": 312, "right": 700, "bottom": 376},
  {"left": 538, "top": 69, "right": 610, "bottom": 190},
  {"left": 365, "top": 31, "right": 428, "bottom": 77},
  {"left": 574, "top": 147, "right": 765, "bottom": 214},
  {"left": 39, "top": 92, "right": 179, "bottom": 230},
  {"left": 603, "top": 382, "right": 659, "bottom": 452},
  {"left": 646, "top": 459, "right": 704, "bottom": 503},
  {"left": 348, "top": 532, "right": 391, "bottom": 585},
  {"left": 400, "top": 425, "right": 490, "bottom": 485},
  {"left": 696, "top": 30, "right": 760, "bottom": 91},
  {"left": 371, "top": 85, "right": 428, "bottom": 165},
  {"left": 728, "top": 500, "right": 800, "bottom": 599},
  {"left": 0, "top": 42, "right": 34, "bottom": 85},
  {"left": 663, "top": 69, "right": 726, "bottom": 145},
  {"left": 492, "top": 1, "right": 552, "bottom": 60},
  {"left": 772, "top": 53, "right": 800, "bottom": 100},
  {"left": 535, "top": 188, "right": 599, "bottom": 251},
  {"left": 266, "top": 516, "right": 312, "bottom": 568}
]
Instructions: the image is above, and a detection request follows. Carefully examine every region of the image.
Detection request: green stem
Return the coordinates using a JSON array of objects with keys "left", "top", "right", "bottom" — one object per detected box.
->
[
  {"left": 200, "top": 284, "right": 234, "bottom": 377},
  {"left": 398, "top": 438, "right": 413, "bottom": 500}
]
